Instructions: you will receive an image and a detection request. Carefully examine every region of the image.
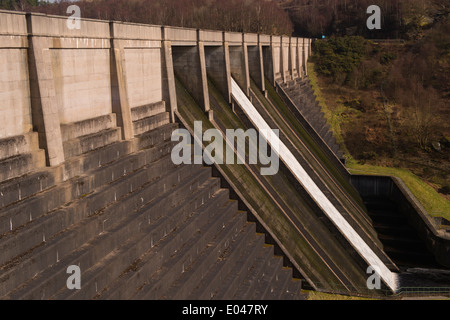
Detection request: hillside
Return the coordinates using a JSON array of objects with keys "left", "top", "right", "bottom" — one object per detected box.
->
[
  {"left": 308, "top": 17, "right": 450, "bottom": 217},
  {"left": 0, "top": 0, "right": 294, "bottom": 35},
  {"left": 280, "top": 0, "right": 449, "bottom": 39}
]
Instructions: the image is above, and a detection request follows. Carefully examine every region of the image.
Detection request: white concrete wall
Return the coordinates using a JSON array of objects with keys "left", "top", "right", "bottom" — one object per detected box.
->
[
  {"left": 282, "top": 43, "right": 290, "bottom": 76},
  {"left": 272, "top": 46, "right": 281, "bottom": 77},
  {"left": 51, "top": 48, "right": 112, "bottom": 124},
  {"left": 0, "top": 49, "right": 32, "bottom": 138},
  {"left": 124, "top": 48, "right": 162, "bottom": 108}
]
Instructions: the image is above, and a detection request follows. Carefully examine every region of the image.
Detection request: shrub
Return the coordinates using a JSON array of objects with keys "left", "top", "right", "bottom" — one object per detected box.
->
[{"left": 312, "top": 36, "right": 368, "bottom": 82}]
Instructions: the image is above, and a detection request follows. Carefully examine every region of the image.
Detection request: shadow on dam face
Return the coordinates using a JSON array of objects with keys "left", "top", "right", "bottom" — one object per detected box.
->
[{"left": 351, "top": 175, "right": 448, "bottom": 272}]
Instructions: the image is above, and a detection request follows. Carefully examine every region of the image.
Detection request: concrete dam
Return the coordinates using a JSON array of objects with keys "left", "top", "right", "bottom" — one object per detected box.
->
[{"left": 0, "top": 9, "right": 449, "bottom": 299}]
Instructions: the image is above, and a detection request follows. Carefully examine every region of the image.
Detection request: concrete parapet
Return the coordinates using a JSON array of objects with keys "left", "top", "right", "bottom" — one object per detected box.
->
[
  {"left": 259, "top": 34, "right": 271, "bottom": 46},
  {"left": 163, "top": 26, "right": 197, "bottom": 45},
  {"left": 243, "top": 33, "right": 258, "bottom": 46},
  {"left": 27, "top": 12, "right": 110, "bottom": 38},
  {"left": 111, "top": 21, "right": 162, "bottom": 41},
  {"left": 0, "top": 10, "right": 28, "bottom": 35},
  {"left": 198, "top": 30, "right": 223, "bottom": 45},
  {"left": 224, "top": 31, "right": 243, "bottom": 45}
]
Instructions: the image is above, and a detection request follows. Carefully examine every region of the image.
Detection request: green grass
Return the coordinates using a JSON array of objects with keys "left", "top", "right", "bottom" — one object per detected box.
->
[
  {"left": 304, "top": 290, "right": 378, "bottom": 300},
  {"left": 347, "top": 161, "right": 450, "bottom": 221}
]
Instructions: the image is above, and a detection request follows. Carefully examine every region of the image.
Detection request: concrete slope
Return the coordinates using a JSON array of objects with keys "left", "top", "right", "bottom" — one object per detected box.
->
[
  {"left": 176, "top": 76, "right": 390, "bottom": 294},
  {"left": 249, "top": 80, "right": 398, "bottom": 272},
  {"left": 231, "top": 77, "right": 398, "bottom": 292},
  {"left": 276, "top": 78, "right": 344, "bottom": 162},
  {"left": 0, "top": 105, "right": 304, "bottom": 300}
]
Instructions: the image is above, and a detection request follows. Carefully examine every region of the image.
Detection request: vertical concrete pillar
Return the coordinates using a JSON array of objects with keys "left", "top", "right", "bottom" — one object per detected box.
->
[
  {"left": 281, "top": 37, "right": 287, "bottom": 83},
  {"left": 243, "top": 41, "right": 251, "bottom": 96},
  {"left": 224, "top": 41, "right": 232, "bottom": 104},
  {"left": 110, "top": 35, "right": 134, "bottom": 140},
  {"left": 27, "top": 14, "right": 64, "bottom": 167},
  {"left": 281, "top": 36, "right": 292, "bottom": 83},
  {"left": 270, "top": 36, "right": 281, "bottom": 85},
  {"left": 290, "top": 37, "right": 298, "bottom": 80},
  {"left": 162, "top": 40, "right": 178, "bottom": 122},
  {"left": 198, "top": 41, "right": 210, "bottom": 113},
  {"left": 303, "top": 38, "right": 308, "bottom": 76},
  {"left": 297, "top": 38, "right": 304, "bottom": 79}
]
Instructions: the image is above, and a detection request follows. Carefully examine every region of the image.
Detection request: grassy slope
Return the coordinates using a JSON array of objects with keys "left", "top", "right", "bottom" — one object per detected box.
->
[{"left": 307, "top": 62, "right": 450, "bottom": 222}]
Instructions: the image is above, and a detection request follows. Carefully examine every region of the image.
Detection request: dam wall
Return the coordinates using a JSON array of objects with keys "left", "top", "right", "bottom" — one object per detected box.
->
[
  {"left": 2, "top": 9, "right": 448, "bottom": 297},
  {"left": 0, "top": 9, "right": 311, "bottom": 178},
  {"left": 0, "top": 9, "right": 312, "bottom": 299}
]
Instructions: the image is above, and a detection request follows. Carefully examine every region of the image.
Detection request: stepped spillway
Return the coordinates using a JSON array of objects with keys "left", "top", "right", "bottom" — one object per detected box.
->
[{"left": 0, "top": 103, "right": 304, "bottom": 300}]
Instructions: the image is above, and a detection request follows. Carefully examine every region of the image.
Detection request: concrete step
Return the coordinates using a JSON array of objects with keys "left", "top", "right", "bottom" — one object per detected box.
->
[
  {"left": 251, "top": 255, "right": 283, "bottom": 299},
  {"left": 131, "top": 200, "right": 248, "bottom": 300},
  {"left": 322, "top": 131, "right": 333, "bottom": 145},
  {"left": 0, "top": 132, "right": 41, "bottom": 161},
  {"left": 265, "top": 267, "right": 293, "bottom": 299},
  {"left": 326, "top": 138, "right": 341, "bottom": 155},
  {"left": 0, "top": 150, "right": 46, "bottom": 182},
  {"left": 60, "top": 114, "right": 117, "bottom": 142},
  {"left": 0, "top": 167, "right": 56, "bottom": 211},
  {"left": 10, "top": 170, "right": 212, "bottom": 299},
  {"left": 306, "top": 110, "right": 326, "bottom": 124},
  {"left": 0, "top": 140, "right": 175, "bottom": 237},
  {"left": 318, "top": 123, "right": 331, "bottom": 138},
  {"left": 157, "top": 208, "right": 254, "bottom": 300},
  {"left": 301, "top": 105, "right": 319, "bottom": 119},
  {"left": 135, "top": 123, "right": 178, "bottom": 150},
  {"left": 4, "top": 164, "right": 210, "bottom": 299},
  {"left": 282, "top": 278, "right": 303, "bottom": 300},
  {"left": 232, "top": 245, "right": 274, "bottom": 299},
  {"left": 100, "top": 188, "right": 235, "bottom": 300},
  {"left": 326, "top": 133, "right": 339, "bottom": 149},
  {"left": 131, "top": 101, "right": 166, "bottom": 122},
  {"left": 0, "top": 152, "right": 180, "bottom": 268},
  {"left": 53, "top": 176, "right": 222, "bottom": 300},
  {"left": 187, "top": 232, "right": 265, "bottom": 300},
  {"left": 0, "top": 164, "right": 205, "bottom": 297},
  {"left": 63, "top": 127, "right": 122, "bottom": 159},
  {"left": 208, "top": 230, "right": 264, "bottom": 300},
  {"left": 285, "top": 80, "right": 296, "bottom": 88},
  {"left": 133, "top": 113, "right": 170, "bottom": 136}
]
